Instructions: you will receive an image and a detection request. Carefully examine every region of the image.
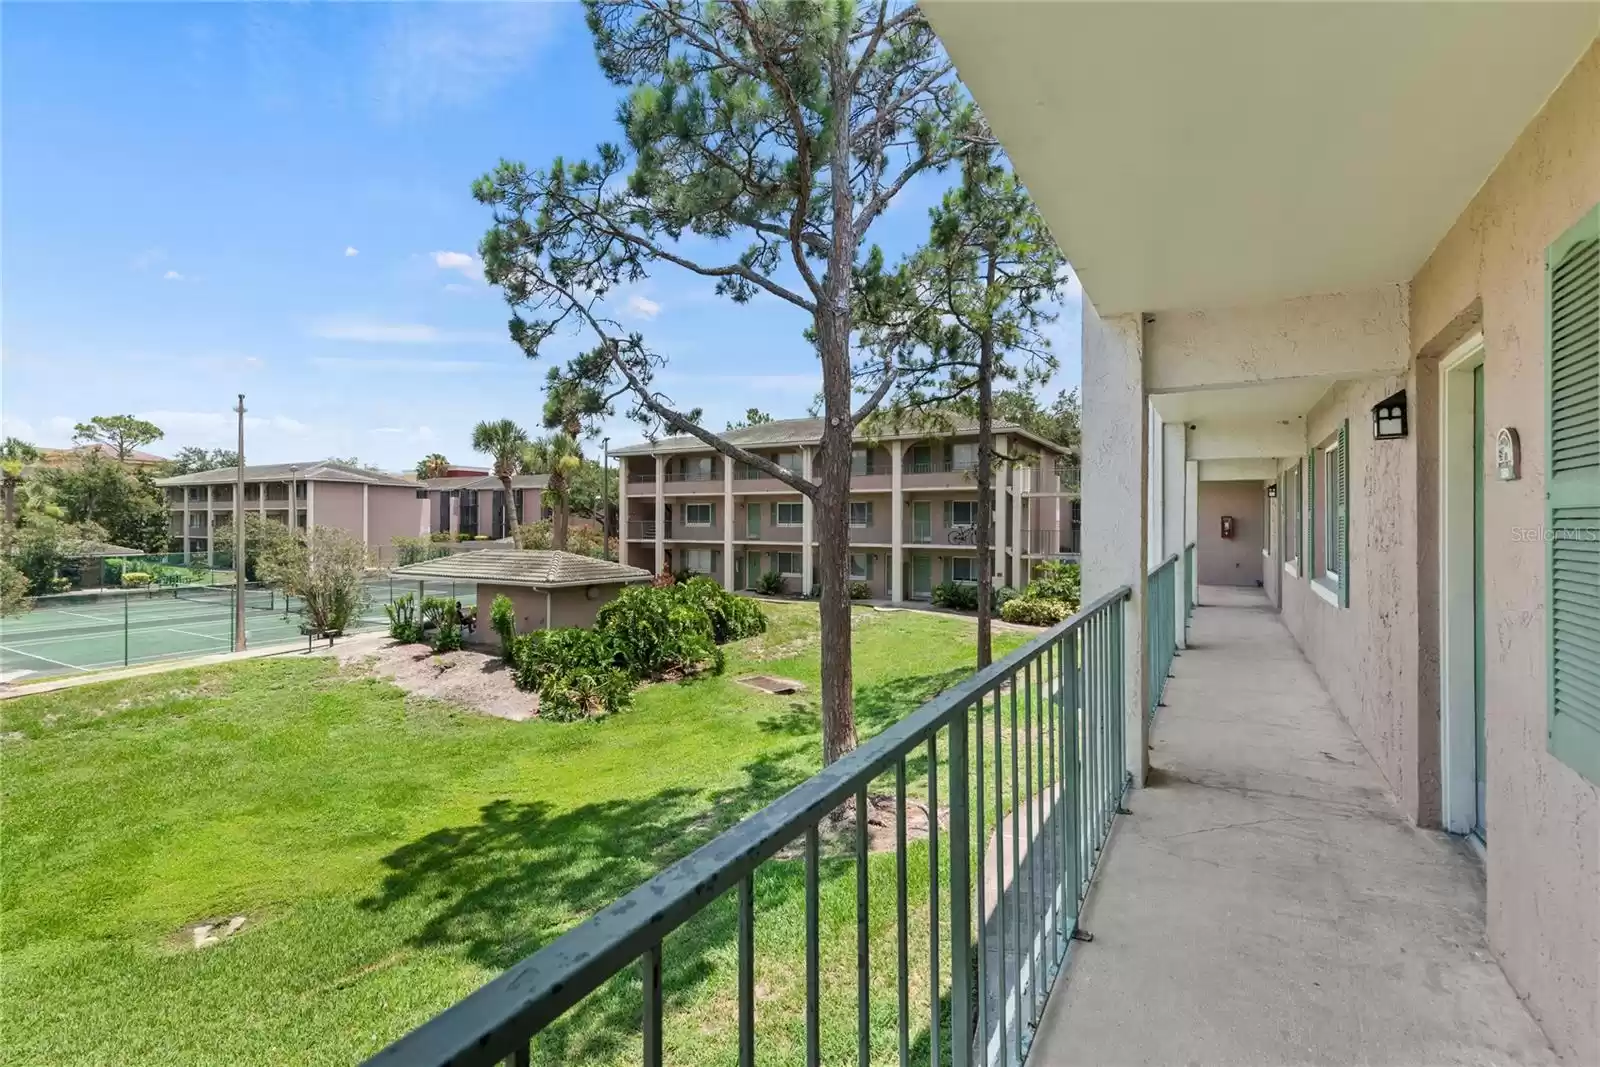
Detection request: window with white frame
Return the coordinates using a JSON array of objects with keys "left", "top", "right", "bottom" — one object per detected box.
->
[
  {"left": 684, "top": 502, "right": 714, "bottom": 526},
  {"left": 775, "top": 501, "right": 803, "bottom": 527},
  {"left": 777, "top": 452, "right": 803, "bottom": 476},
  {"left": 850, "top": 449, "right": 875, "bottom": 476},
  {"left": 680, "top": 548, "right": 714, "bottom": 573},
  {"left": 950, "top": 442, "right": 978, "bottom": 471},
  {"left": 849, "top": 553, "right": 872, "bottom": 580},
  {"left": 849, "top": 501, "right": 873, "bottom": 528},
  {"left": 949, "top": 555, "right": 977, "bottom": 583},
  {"left": 948, "top": 499, "right": 977, "bottom": 527},
  {"left": 775, "top": 551, "right": 802, "bottom": 576}
]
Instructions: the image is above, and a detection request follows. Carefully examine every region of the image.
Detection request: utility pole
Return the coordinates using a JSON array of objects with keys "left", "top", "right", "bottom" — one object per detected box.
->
[
  {"left": 234, "top": 394, "right": 247, "bottom": 652},
  {"left": 601, "top": 436, "right": 611, "bottom": 560}
]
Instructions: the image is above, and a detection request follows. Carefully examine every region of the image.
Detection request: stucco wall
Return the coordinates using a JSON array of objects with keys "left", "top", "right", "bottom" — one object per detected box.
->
[
  {"left": 367, "top": 485, "right": 425, "bottom": 547},
  {"left": 1407, "top": 41, "right": 1600, "bottom": 1062},
  {"left": 1196, "top": 480, "right": 1265, "bottom": 586},
  {"left": 479, "top": 583, "right": 548, "bottom": 635},
  {"left": 312, "top": 482, "right": 364, "bottom": 537},
  {"left": 548, "top": 583, "right": 632, "bottom": 630}
]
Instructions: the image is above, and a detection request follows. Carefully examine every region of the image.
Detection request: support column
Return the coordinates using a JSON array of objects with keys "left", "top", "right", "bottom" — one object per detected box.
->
[
  {"left": 362, "top": 484, "right": 370, "bottom": 546},
  {"left": 800, "top": 447, "right": 814, "bottom": 596},
  {"left": 205, "top": 485, "right": 215, "bottom": 566},
  {"left": 617, "top": 461, "right": 629, "bottom": 567},
  {"left": 1010, "top": 452, "right": 1026, "bottom": 586},
  {"left": 1082, "top": 299, "right": 1151, "bottom": 787},
  {"left": 992, "top": 433, "right": 1008, "bottom": 586},
  {"left": 1162, "top": 421, "right": 1188, "bottom": 649},
  {"left": 1184, "top": 459, "right": 1200, "bottom": 608},
  {"left": 449, "top": 492, "right": 460, "bottom": 536},
  {"left": 307, "top": 480, "right": 316, "bottom": 532},
  {"left": 722, "top": 458, "right": 735, "bottom": 589},
  {"left": 890, "top": 440, "right": 905, "bottom": 603},
  {"left": 182, "top": 494, "right": 191, "bottom": 563},
  {"left": 653, "top": 455, "right": 666, "bottom": 574}
]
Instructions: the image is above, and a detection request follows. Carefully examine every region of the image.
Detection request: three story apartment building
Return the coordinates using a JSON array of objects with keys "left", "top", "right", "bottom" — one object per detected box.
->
[
  {"left": 155, "top": 460, "right": 425, "bottom": 562},
  {"left": 612, "top": 417, "right": 1077, "bottom": 599}
]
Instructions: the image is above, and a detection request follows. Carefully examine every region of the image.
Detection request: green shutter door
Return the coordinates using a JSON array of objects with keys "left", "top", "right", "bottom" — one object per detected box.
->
[
  {"left": 1305, "top": 451, "right": 1316, "bottom": 577},
  {"left": 1546, "top": 205, "right": 1600, "bottom": 784}
]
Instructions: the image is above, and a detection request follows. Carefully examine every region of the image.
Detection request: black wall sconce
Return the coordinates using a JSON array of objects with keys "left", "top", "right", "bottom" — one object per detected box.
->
[
  {"left": 1372, "top": 390, "right": 1408, "bottom": 440},
  {"left": 1267, "top": 483, "right": 1278, "bottom": 498}
]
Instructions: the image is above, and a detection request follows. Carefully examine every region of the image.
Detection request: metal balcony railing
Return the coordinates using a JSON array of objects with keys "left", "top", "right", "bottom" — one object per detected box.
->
[
  {"left": 663, "top": 469, "right": 719, "bottom": 483},
  {"left": 365, "top": 586, "right": 1139, "bottom": 1067},
  {"left": 626, "top": 520, "right": 671, "bottom": 540},
  {"left": 627, "top": 472, "right": 658, "bottom": 484},
  {"left": 1022, "top": 528, "right": 1082, "bottom": 556},
  {"left": 1017, "top": 463, "right": 1082, "bottom": 495},
  {"left": 1146, "top": 553, "right": 1180, "bottom": 718}
]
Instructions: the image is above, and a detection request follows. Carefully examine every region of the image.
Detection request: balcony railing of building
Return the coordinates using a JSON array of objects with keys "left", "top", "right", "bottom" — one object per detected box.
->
[
  {"left": 627, "top": 472, "right": 658, "bottom": 484},
  {"left": 1021, "top": 528, "right": 1082, "bottom": 556},
  {"left": 626, "top": 520, "right": 672, "bottom": 540},
  {"left": 1183, "top": 543, "right": 1196, "bottom": 639},
  {"left": 1144, "top": 550, "right": 1192, "bottom": 719},
  {"left": 365, "top": 586, "right": 1145, "bottom": 1067},
  {"left": 1015, "top": 463, "right": 1082, "bottom": 495},
  {"left": 663, "top": 469, "right": 721, "bottom": 484}
]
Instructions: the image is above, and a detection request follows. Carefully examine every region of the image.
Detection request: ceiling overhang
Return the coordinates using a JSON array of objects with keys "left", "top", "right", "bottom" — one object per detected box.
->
[{"left": 926, "top": 3, "right": 1599, "bottom": 314}]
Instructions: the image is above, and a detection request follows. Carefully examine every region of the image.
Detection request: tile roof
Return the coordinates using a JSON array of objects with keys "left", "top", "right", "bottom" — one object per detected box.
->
[
  {"left": 422, "top": 473, "right": 551, "bottom": 492},
  {"left": 155, "top": 460, "right": 417, "bottom": 488},
  {"left": 390, "top": 549, "right": 651, "bottom": 588},
  {"left": 608, "top": 414, "right": 1063, "bottom": 455}
]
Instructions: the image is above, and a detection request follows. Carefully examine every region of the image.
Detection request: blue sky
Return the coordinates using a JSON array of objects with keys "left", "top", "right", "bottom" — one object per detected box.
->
[{"left": 2, "top": 2, "right": 1080, "bottom": 472}]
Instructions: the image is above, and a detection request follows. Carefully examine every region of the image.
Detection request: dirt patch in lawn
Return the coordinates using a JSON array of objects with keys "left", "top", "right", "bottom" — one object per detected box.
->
[
  {"left": 775, "top": 794, "right": 948, "bottom": 859},
  {"left": 335, "top": 639, "right": 537, "bottom": 722}
]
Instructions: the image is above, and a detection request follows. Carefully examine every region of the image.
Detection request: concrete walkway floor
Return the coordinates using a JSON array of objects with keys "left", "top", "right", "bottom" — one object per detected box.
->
[{"left": 1027, "top": 586, "right": 1559, "bottom": 1067}]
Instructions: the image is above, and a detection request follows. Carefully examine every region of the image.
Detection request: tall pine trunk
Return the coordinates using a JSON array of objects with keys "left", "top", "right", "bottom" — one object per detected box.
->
[
  {"left": 814, "top": 21, "right": 858, "bottom": 766},
  {"left": 976, "top": 330, "right": 996, "bottom": 668}
]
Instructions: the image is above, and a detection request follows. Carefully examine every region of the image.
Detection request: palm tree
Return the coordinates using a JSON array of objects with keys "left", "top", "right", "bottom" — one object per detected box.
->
[
  {"left": 470, "top": 420, "right": 530, "bottom": 540},
  {"left": 522, "top": 433, "right": 583, "bottom": 550},
  {"left": 415, "top": 453, "right": 451, "bottom": 480},
  {"left": 1, "top": 437, "right": 40, "bottom": 527}
]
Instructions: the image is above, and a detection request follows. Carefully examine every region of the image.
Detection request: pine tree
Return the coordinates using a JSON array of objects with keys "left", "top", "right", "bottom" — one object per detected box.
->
[{"left": 474, "top": 0, "right": 986, "bottom": 764}]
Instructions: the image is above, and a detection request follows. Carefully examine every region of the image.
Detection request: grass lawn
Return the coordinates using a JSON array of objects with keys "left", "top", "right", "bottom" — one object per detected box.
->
[{"left": 1, "top": 603, "right": 1030, "bottom": 1066}]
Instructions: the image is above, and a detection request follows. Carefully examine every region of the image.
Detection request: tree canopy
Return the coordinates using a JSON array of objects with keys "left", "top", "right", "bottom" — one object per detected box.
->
[
  {"left": 165, "top": 447, "right": 239, "bottom": 476},
  {"left": 72, "top": 415, "right": 163, "bottom": 461}
]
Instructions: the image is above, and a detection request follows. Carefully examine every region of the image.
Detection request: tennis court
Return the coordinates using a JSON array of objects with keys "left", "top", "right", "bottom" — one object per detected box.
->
[{"left": 0, "top": 579, "right": 475, "bottom": 682}]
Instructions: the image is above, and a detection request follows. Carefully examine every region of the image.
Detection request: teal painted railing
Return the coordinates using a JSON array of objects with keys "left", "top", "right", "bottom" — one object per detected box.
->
[
  {"left": 1146, "top": 553, "right": 1179, "bottom": 718},
  {"left": 366, "top": 588, "right": 1136, "bottom": 1067}
]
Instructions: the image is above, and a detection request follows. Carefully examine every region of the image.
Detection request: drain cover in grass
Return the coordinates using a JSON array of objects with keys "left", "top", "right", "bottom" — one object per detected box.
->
[{"left": 737, "top": 675, "right": 807, "bottom": 695}]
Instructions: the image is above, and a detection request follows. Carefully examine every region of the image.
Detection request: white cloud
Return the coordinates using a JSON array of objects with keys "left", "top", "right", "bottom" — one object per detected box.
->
[
  {"left": 344, "top": 246, "right": 360, "bottom": 257},
  {"left": 47, "top": 415, "right": 77, "bottom": 438},
  {"left": 0, "top": 416, "right": 38, "bottom": 442},
  {"left": 431, "top": 250, "right": 481, "bottom": 282},
  {"left": 162, "top": 270, "right": 185, "bottom": 281},
  {"left": 626, "top": 294, "right": 662, "bottom": 320},
  {"left": 307, "top": 316, "right": 502, "bottom": 345},
  {"left": 371, "top": 3, "right": 556, "bottom": 118},
  {"left": 310, "top": 356, "right": 495, "bottom": 372}
]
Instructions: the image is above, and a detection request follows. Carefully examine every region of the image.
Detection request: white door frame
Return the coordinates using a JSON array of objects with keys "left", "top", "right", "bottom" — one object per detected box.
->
[{"left": 1438, "top": 333, "right": 1485, "bottom": 836}]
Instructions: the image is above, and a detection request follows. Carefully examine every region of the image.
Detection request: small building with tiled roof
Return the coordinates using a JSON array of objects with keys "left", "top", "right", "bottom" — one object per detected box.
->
[{"left": 390, "top": 549, "right": 651, "bottom": 638}]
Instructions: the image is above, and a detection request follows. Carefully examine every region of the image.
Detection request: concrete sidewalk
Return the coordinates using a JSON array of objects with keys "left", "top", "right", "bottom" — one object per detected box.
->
[{"left": 1027, "top": 586, "right": 1558, "bottom": 1066}]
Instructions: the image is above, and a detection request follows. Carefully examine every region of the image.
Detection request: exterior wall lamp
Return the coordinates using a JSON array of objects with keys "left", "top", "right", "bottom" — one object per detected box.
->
[{"left": 1372, "top": 390, "right": 1408, "bottom": 440}]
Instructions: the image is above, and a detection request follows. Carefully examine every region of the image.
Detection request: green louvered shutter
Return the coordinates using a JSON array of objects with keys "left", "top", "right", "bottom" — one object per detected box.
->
[
  {"left": 770, "top": 502, "right": 778, "bottom": 525},
  {"left": 1547, "top": 206, "right": 1600, "bottom": 784},
  {"left": 1337, "top": 419, "right": 1350, "bottom": 607},
  {"left": 1305, "top": 451, "right": 1315, "bottom": 578}
]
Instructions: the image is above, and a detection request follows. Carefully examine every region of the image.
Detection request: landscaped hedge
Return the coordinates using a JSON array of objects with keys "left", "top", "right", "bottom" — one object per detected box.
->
[
  {"left": 1001, "top": 597, "right": 1072, "bottom": 626},
  {"left": 503, "top": 577, "right": 769, "bottom": 722}
]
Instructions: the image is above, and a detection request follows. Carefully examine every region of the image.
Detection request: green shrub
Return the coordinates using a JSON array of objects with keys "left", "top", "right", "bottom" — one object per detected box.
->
[
  {"left": 490, "top": 593, "right": 517, "bottom": 662},
  {"left": 394, "top": 535, "right": 451, "bottom": 566},
  {"left": 428, "top": 531, "right": 452, "bottom": 543},
  {"left": 474, "top": 534, "right": 489, "bottom": 541},
  {"left": 849, "top": 580, "right": 873, "bottom": 600},
  {"left": 754, "top": 571, "right": 784, "bottom": 595},
  {"left": 671, "top": 567, "right": 695, "bottom": 585},
  {"left": 537, "top": 666, "right": 634, "bottom": 722},
  {"left": 994, "top": 585, "right": 1019, "bottom": 610},
  {"left": 511, "top": 627, "right": 614, "bottom": 691},
  {"left": 385, "top": 593, "right": 423, "bottom": 643},
  {"left": 672, "top": 576, "right": 767, "bottom": 643},
  {"left": 48, "top": 576, "right": 71, "bottom": 594},
  {"left": 597, "top": 584, "right": 723, "bottom": 680},
  {"left": 420, "top": 595, "right": 462, "bottom": 651},
  {"left": 1027, "top": 561, "right": 1081, "bottom": 611},
  {"left": 932, "top": 581, "right": 979, "bottom": 611},
  {"left": 1001, "top": 597, "right": 1071, "bottom": 626},
  {"left": 120, "top": 571, "right": 153, "bottom": 588}
]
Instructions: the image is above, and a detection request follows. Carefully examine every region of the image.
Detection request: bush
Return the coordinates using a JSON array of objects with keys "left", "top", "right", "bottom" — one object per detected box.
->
[
  {"left": 428, "top": 531, "right": 452, "bottom": 543},
  {"left": 932, "top": 581, "right": 979, "bottom": 611},
  {"left": 0, "top": 559, "right": 29, "bottom": 618},
  {"left": 490, "top": 593, "right": 517, "bottom": 662},
  {"left": 596, "top": 584, "right": 724, "bottom": 680},
  {"left": 474, "top": 534, "right": 490, "bottom": 541},
  {"left": 455, "top": 532, "right": 476, "bottom": 542},
  {"left": 849, "top": 581, "right": 873, "bottom": 600},
  {"left": 394, "top": 535, "right": 450, "bottom": 566},
  {"left": 509, "top": 627, "right": 632, "bottom": 721},
  {"left": 538, "top": 666, "right": 634, "bottom": 722},
  {"left": 121, "top": 571, "right": 153, "bottom": 588},
  {"left": 1001, "top": 597, "right": 1071, "bottom": 626},
  {"left": 672, "top": 576, "right": 767, "bottom": 643},
  {"left": 754, "top": 571, "right": 784, "bottom": 596},
  {"left": 420, "top": 595, "right": 463, "bottom": 651},
  {"left": 994, "top": 585, "right": 1019, "bottom": 610},
  {"left": 1027, "top": 561, "right": 1080, "bottom": 611},
  {"left": 385, "top": 593, "right": 423, "bottom": 643},
  {"left": 671, "top": 567, "right": 695, "bottom": 585}
]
